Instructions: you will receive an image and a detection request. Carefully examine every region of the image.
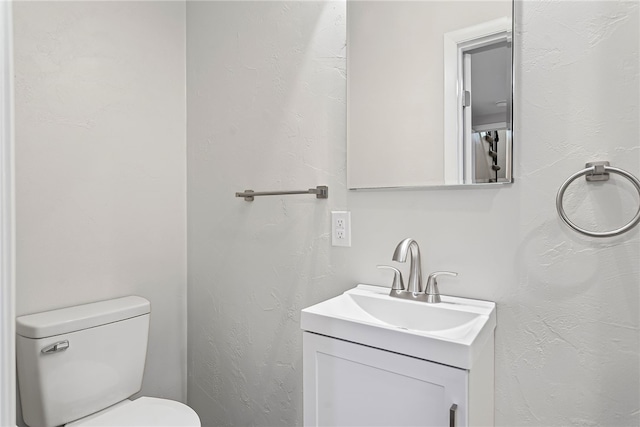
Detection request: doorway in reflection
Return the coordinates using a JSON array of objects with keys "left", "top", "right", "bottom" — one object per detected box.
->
[{"left": 460, "top": 35, "right": 512, "bottom": 183}]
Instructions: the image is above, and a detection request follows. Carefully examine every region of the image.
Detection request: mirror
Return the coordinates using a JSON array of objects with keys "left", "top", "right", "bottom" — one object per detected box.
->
[{"left": 347, "top": 0, "right": 514, "bottom": 189}]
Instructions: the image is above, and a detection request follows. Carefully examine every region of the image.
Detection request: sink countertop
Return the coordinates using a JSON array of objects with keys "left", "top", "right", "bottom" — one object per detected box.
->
[{"left": 301, "top": 284, "right": 496, "bottom": 370}]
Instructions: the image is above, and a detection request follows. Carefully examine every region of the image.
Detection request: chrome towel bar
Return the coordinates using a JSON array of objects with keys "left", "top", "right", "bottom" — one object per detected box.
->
[
  {"left": 556, "top": 161, "right": 640, "bottom": 237},
  {"left": 236, "top": 185, "right": 328, "bottom": 201}
]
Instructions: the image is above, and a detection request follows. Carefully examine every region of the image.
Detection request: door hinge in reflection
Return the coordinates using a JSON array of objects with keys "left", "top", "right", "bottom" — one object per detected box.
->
[{"left": 462, "top": 91, "right": 471, "bottom": 108}]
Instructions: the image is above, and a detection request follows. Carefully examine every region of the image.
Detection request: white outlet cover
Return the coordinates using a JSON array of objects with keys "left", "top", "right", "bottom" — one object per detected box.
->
[{"left": 332, "top": 211, "right": 351, "bottom": 247}]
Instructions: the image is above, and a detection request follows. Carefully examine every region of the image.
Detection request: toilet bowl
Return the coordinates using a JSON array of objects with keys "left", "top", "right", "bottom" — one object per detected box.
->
[{"left": 16, "top": 296, "right": 200, "bottom": 427}]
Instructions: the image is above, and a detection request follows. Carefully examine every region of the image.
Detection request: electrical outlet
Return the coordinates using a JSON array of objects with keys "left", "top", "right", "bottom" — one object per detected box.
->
[{"left": 332, "top": 211, "right": 351, "bottom": 247}]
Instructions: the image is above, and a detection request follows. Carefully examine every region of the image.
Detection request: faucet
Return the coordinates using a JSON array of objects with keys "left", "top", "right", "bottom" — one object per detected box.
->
[
  {"left": 392, "top": 238, "right": 423, "bottom": 293},
  {"left": 387, "top": 238, "right": 459, "bottom": 303}
]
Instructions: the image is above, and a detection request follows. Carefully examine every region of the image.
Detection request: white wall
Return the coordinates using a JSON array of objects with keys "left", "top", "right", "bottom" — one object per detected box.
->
[
  {"left": 13, "top": 0, "right": 187, "bottom": 410},
  {"left": 187, "top": 1, "right": 638, "bottom": 426},
  {"left": 186, "top": 2, "right": 347, "bottom": 425}
]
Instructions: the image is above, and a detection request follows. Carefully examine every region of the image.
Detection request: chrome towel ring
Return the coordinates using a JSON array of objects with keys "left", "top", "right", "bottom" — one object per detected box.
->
[{"left": 556, "top": 161, "right": 640, "bottom": 238}]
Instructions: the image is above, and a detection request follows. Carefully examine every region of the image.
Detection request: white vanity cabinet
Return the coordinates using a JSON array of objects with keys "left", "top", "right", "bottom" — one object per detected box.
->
[
  {"left": 300, "top": 285, "right": 496, "bottom": 427},
  {"left": 303, "top": 332, "right": 494, "bottom": 426}
]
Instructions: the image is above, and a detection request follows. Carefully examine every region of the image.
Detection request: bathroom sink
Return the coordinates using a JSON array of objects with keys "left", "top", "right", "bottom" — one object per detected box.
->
[{"left": 301, "top": 284, "right": 496, "bottom": 369}]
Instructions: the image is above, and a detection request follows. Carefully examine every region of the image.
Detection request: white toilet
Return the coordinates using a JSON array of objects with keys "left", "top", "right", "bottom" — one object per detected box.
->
[{"left": 16, "top": 296, "right": 200, "bottom": 427}]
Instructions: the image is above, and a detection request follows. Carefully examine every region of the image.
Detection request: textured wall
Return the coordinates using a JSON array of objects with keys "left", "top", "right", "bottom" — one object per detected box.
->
[
  {"left": 186, "top": 2, "right": 348, "bottom": 425},
  {"left": 187, "top": 1, "right": 638, "bottom": 426},
  {"left": 498, "top": 2, "right": 639, "bottom": 423},
  {"left": 13, "top": 0, "right": 187, "bottom": 407}
]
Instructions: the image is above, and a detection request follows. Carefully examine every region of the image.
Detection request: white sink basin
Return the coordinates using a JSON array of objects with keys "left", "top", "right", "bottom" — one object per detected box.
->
[{"left": 301, "top": 284, "right": 496, "bottom": 369}]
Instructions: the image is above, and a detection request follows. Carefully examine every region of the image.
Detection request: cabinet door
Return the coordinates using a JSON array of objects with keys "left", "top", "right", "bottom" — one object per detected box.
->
[{"left": 303, "top": 332, "right": 468, "bottom": 427}]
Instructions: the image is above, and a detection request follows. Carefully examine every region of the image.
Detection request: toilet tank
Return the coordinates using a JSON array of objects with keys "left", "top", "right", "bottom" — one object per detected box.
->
[{"left": 16, "top": 296, "right": 151, "bottom": 427}]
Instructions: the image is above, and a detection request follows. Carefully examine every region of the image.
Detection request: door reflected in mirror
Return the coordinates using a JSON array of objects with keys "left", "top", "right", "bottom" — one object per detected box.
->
[{"left": 347, "top": 1, "right": 514, "bottom": 189}]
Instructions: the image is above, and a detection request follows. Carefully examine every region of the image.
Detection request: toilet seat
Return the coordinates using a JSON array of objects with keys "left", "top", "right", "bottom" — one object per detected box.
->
[{"left": 66, "top": 397, "right": 201, "bottom": 427}]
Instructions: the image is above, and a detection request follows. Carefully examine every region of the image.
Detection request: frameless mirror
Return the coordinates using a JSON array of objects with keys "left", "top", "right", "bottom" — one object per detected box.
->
[{"left": 347, "top": 0, "right": 514, "bottom": 189}]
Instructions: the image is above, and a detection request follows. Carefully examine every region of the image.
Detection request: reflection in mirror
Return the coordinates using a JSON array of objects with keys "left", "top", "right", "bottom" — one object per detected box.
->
[
  {"left": 472, "top": 130, "right": 509, "bottom": 183},
  {"left": 444, "top": 17, "right": 512, "bottom": 184},
  {"left": 347, "top": 1, "right": 514, "bottom": 189}
]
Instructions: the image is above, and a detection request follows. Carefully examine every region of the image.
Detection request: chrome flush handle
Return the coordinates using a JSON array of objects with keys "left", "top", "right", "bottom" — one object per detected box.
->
[{"left": 41, "top": 340, "right": 69, "bottom": 354}]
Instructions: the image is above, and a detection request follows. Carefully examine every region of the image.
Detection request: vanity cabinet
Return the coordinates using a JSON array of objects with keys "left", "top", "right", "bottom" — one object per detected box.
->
[
  {"left": 301, "top": 285, "right": 496, "bottom": 426},
  {"left": 302, "top": 332, "right": 494, "bottom": 426}
]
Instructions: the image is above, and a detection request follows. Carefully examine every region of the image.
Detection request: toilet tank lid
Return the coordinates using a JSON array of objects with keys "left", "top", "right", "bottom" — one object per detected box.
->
[{"left": 16, "top": 296, "right": 150, "bottom": 339}]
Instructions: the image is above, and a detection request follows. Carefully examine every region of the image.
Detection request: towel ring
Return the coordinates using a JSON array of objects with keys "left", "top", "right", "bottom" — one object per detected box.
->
[{"left": 556, "top": 162, "right": 640, "bottom": 238}]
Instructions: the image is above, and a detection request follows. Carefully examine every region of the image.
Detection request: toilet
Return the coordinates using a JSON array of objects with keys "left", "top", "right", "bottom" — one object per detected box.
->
[{"left": 16, "top": 296, "right": 200, "bottom": 427}]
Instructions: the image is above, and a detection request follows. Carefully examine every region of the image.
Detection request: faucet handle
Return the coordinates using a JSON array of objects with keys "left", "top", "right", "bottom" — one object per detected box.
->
[
  {"left": 425, "top": 271, "right": 458, "bottom": 303},
  {"left": 377, "top": 265, "right": 405, "bottom": 291}
]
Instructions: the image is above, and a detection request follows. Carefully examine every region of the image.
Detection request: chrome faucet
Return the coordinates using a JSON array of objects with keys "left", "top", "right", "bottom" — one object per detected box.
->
[
  {"left": 392, "top": 238, "right": 423, "bottom": 293},
  {"left": 386, "top": 238, "right": 459, "bottom": 303}
]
